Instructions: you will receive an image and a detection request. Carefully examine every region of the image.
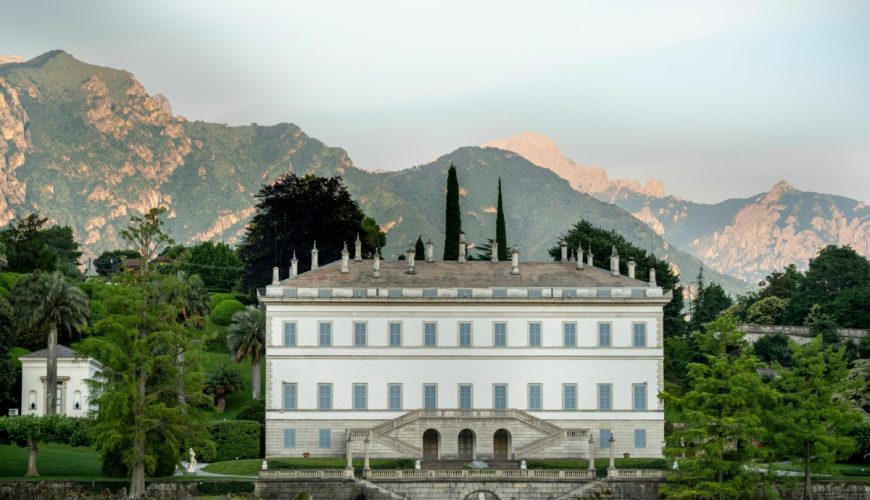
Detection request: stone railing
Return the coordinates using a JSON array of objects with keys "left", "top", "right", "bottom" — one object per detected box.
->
[
  {"left": 370, "top": 408, "right": 563, "bottom": 436},
  {"left": 260, "top": 469, "right": 348, "bottom": 479},
  {"left": 607, "top": 469, "right": 665, "bottom": 479},
  {"left": 739, "top": 323, "right": 866, "bottom": 341},
  {"left": 366, "top": 469, "right": 596, "bottom": 480}
]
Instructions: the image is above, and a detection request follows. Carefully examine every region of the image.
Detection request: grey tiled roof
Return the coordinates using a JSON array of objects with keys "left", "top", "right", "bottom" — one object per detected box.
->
[
  {"left": 19, "top": 344, "right": 81, "bottom": 359},
  {"left": 277, "top": 260, "right": 650, "bottom": 289}
]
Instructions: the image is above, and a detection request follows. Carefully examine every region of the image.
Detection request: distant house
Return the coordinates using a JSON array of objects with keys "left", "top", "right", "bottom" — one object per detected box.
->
[{"left": 19, "top": 345, "right": 102, "bottom": 417}]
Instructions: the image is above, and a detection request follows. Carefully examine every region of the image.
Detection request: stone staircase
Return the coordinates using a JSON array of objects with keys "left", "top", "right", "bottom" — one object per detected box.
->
[
  {"left": 355, "top": 478, "right": 407, "bottom": 500},
  {"left": 556, "top": 480, "right": 614, "bottom": 499}
]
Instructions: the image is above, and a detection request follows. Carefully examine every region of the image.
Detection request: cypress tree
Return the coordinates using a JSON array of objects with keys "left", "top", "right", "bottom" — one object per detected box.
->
[
  {"left": 443, "top": 164, "right": 462, "bottom": 260},
  {"left": 495, "top": 178, "right": 508, "bottom": 261},
  {"left": 414, "top": 236, "right": 425, "bottom": 260}
]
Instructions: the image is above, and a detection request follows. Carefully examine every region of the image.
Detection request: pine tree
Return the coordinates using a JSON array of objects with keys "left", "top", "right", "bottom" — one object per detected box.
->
[
  {"left": 414, "top": 236, "right": 425, "bottom": 260},
  {"left": 495, "top": 178, "right": 508, "bottom": 261},
  {"left": 443, "top": 164, "right": 462, "bottom": 260}
]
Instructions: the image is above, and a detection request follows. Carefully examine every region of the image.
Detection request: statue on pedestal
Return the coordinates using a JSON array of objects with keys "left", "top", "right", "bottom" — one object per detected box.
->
[{"left": 187, "top": 448, "right": 197, "bottom": 474}]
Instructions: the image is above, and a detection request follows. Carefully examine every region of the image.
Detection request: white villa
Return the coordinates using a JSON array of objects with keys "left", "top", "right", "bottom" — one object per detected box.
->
[
  {"left": 19, "top": 344, "right": 102, "bottom": 417},
  {"left": 258, "top": 236, "right": 669, "bottom": 463}
]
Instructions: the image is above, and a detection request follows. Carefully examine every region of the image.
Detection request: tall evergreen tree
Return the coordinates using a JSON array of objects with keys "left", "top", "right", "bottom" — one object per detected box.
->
[
  {"left": 495, "top": 178, "right": 508, "bottom": 261},
  {"left": 443, "top": 164, "right": 462, "bottom": 260},
  {"left": 414, "top": 236, "right": 425, "bottom": 261}
]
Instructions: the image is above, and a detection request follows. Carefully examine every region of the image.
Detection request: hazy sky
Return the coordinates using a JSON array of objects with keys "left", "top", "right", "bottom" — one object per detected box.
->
[{"left": 2, "top": 1, "right": 869, "bottom": 203}]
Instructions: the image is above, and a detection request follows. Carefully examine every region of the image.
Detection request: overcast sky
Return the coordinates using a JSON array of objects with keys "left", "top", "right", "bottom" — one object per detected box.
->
[{"left": 2, "top": 1, "right": 869, "bottom": 203}]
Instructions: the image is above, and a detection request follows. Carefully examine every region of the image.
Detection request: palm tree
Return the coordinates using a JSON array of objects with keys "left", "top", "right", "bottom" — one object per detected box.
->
[
  {"left": 14, "top": 272, "right": 89, "bottom": 415},
  {"left": 226, "top": 306, "right": 265, "bottom": 400},
  {"left": 204, "top": 364, "right": 244, "bottom": 413}
]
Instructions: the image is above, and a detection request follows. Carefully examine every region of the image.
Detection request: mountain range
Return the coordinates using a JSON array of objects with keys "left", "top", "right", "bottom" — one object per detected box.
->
[
  {"left": 2, "top": 50, "right": 865, "bottom": 295},
  {"left": 486, "top": 132, "right": 870, "bottom": 285}
]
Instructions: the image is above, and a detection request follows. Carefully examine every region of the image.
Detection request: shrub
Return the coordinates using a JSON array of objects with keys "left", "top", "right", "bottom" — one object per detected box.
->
[
  {"left": 211, "top": 299, "right": 245, "bottom": 326},
  {"left": 200, "top": 420, "right": 261, "bottom": 462},
  {"left": 236, "top": 399, "right": 265, "bottom": 424},
  {"left": 0, "top": 272, "right": 23, "bottom": 291},
  {"left": 848, "top": 421, "right": 870, "bottom": 463},
  {"left": 210, "top": 293, "right": 236, "bottom": 309},
  {"left": 196, "top": 481, "right": 255, "bottom": 495}
]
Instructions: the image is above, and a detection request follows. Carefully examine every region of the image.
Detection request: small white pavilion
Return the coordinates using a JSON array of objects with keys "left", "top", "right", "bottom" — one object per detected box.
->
[{"left": 19, "top": 344, "right": 102, "bottom": 416}]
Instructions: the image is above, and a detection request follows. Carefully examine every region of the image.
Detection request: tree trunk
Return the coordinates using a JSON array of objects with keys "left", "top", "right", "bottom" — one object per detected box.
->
[
  {"left": 45, "top": 324, "right": 58, "bottom": 416},
  {"left": 25, "top": 439, "right": 39, "bottom": 477},
  {"left": 804, "top": 441, "right": 813, "bottom": 500},
  {"left": 252, "top": 359, "right": 261, "bottom": 400},
  {"left": 129, "top": 369, "right": 147, "bottom": 498},
  {"left": 216, "top": 394, "right": 226, "bottom": 413}
]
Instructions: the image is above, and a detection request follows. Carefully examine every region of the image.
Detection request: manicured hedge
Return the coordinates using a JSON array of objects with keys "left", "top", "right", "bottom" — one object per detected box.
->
[
  {"left": 211, "top": 299, "right": 245, "bottom": 326},
  {"left": 196, "top": 481, "right": 255, "bottom": 495},
  {"left": 200, "top": 420, "right": 261, "bottom": 462}
]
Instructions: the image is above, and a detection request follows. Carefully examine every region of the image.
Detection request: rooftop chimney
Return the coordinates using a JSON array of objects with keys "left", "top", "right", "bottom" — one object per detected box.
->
[
  {"left": 311, "top": 241, "right": 319, "bottom": 270},
  {"left": 511, "top": 247, "right": 520, "bottom": 275},
  {"left": 354, "top": 234, "right": 362, "bottom": 262},
  {"left": 290, "top": 251, "right": 298, "bottom": 277},
  {"left": 425, "top": 238, "right": 434, "bottom": 263},
  {"left": 271, "top": 266, "right": 279, "bottom": 285},
  {"left": 586, "top": 244, "right": 594, "bottom": 267},
  {"left": 459, "top": 232, "right": 467, "bottom": 263},
  {"left": 341, "top": 242, "right": 350, "bottom": 273},
  {"left": 406, "top": 243, "right": 416, "bottom": 274},
  {"left": 576, "top": 242, "right": 584, "bottom": 270},
  {"left": 491, "top": 240, "right": 499, "bottom": 263},
  {"left": 649, "top": 267, "right": 657, "bottom": 287},
  {"left": 373, "top": 249, "right": 381, "bottom": 278},
  {"left": 627, "top": 258, "right": 636, "bottom": 279},
  {"left": 560, "top": 240, "right": 568, "bottom": 262},
  {"left": 610, "top": 246, "right": 620, "bottom": 277}
]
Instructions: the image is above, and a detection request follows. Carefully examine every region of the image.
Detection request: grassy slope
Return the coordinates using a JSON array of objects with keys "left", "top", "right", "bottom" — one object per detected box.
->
[{"left": 0, "top": 443, "right": 107, "bottom": 479}]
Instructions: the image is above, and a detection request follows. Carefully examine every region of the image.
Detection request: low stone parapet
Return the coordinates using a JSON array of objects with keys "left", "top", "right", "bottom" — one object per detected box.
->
[{"left": 366, "top": 468, "right": 596, "bottom": 480}]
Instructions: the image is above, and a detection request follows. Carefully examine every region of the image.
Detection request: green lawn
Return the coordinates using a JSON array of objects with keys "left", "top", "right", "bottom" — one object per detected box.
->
[
  {"left": 200, "top": 351, "right": 265, "bottom": 421},
  {"left": 0, "top": 443, "right": 108, "bottom": 479}
]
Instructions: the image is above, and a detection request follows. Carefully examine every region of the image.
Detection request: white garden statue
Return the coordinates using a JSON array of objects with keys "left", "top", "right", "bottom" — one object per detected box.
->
[{"left": 187, "top": 447, "right": 197, "bottom": 474}]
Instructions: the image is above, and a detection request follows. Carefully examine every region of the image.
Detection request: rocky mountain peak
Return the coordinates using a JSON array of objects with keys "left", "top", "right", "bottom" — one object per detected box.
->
[
  {"left": 483, "top": 132, "right": 665, "bottom": 198},
  {"left": 762, "top": 180, "right": 798, "bottom": 203}
]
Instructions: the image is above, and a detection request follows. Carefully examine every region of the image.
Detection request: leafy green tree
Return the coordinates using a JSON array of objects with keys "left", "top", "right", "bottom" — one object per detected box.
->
[
  {"left": 660, "top": 315, "right": 775, "bottom": 499},
  {"left": 769, "top": 338, "right": 862, "bottom": 499},
  {"left": 414, "top": 236, "right": 425, "bottom": 261},
  {"left": 786, "top": 245, "right": 870, "bottom": 327},
  {"left": 0, "top": 214, "right": 57, "bottom": 273},
  {"left": 0, "top": 296, "right": 16, "bottom": 410},
  {"left": 40, "top": 225, "right": 82, "bottom": 277},
  {"left": 12, "top": 272, "right": 89, "bottom": 416},
  {"left": 79, "top": 275, "right": 209, "bottom": 498},
  {"left": 119, "top": 207, "right": 175, "bottom": 274},
  {"left": 842, "top": 358, "right": 870, "bottom": 415},
  {"left": 757, "top": 264, "right": 802, "bottom": 300},
  {"left": 181, "top": 242, "right": 243, "bottom": 292},
  {"left": 495, "top": 178, "right": 508, "bottom": 261},
  {"left": 804, "top": 304, "right": 842, "bottom": 346},
  {"left": 361, "top": 216, "right": 386, "bottom": 254},
  {"left": 746, "top": 296, "right": 789, "bottom": 325},
  {"left": 753, "top": 333, "right": 793, "bottom": 367},
  {"left": 238, "top": 174, "right": 381, "bottom": 294},
  {"left": 204, "top": 364, "right": 244, "bottom": 413},
  {"left": 94, "top": 249, "right": 141, "bottom": 277},
  {"left": 226, "top": 306, "right": 265, "bottom": 400},
  {"left": 689, "top": 267, "right": 733, "bottom": 333},
  {"left": 443, "top": 164, "right": 462, "bottom": 261}
]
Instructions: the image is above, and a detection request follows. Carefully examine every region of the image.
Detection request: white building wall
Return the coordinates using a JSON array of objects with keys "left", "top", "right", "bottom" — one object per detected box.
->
[{"left": 20, "top": 358, "right": 101, "bottom": 417}]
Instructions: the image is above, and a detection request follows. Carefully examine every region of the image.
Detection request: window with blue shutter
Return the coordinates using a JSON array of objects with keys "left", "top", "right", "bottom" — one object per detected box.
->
[
  {"left": 459, "top": 322, "right": 472, "bottom": 347},
  {"left": 283, "top": 429, "right": 296, "bottom": 448},
  {"left": 494, "top": 322, "right": 507, "bottom": 347},
  {"left": 423, "top": 384, "right": 437, "bottom": 409},
  {"left": 318, "top": 322, "right": 332, "bottom": 346},
  {"left": 388, "top": 384, "right": 402, "bottom": 410},
  {"left": 528, "top": 323, "right": 542, "bottom": 346},
  {"left": 493, "top": 384, "right": 507, "bottom": 409},
  {"left": 282, "top": 383, "right": 297, "bottom": 410},
  {"left": 353, "top": 322, "right": 367, "bottom": 347},
  {"left": 600, "top": 429, "right": 612, "bottom": 448},
  {"left": 283, "top": 322, "right": 297, "bottom": 346},
  {"left": 598, "top": 384, "right": 612, "bottom": 410},
  {"left": 318, "top": 429, "right": 331, "bottom": 449},
  {"left": 633, "top": 323, "right": 646, "bottom": 347},
  {"left": 353, "top": 384, "right": 367, "bottom": 410},
  {"left": 634, "top": 429, "right": 647, "bottom": 448},
  {"left": 563, "top": 384, "right": 577, "bottom": 410},
  {"left": 598, "top": 323, "right": 612, "bottom": 347},
  {"left": 318, "top": 383, "right": 332, "bottom": 410},
  {"left": 424, "top": 322, "right": 437, "bottom": 346},
  {"left": 563, "top": 323, "right": 577, "bottom": 347},
  {"left": 459, "top": 384, "right": 473, "bottom": 409},
  {"left": 633, "top": 383, "right": 647, "bottom": 410},
  {"left": 528, "top": 384, "right": 542, "bottom": 410},
  {"left": 389, "top": 322, "right": 402, "bottom": 347}
]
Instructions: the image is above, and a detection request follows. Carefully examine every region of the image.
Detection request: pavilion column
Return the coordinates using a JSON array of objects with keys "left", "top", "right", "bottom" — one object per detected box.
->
[
  {"left": 607, "top": 434, "right": 617, "bottom": 477},
  {"left": 587, "top": 434, "right": 596, "bottom": 477},
  {"left": 345, "top": 433, "right": 354, "bottom": 478},
  {"left": 363, "top": 435, "right": 371, "bottom": 477}
]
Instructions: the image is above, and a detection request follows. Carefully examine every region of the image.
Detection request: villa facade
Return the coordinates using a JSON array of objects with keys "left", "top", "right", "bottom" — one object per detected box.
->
[{"left": 258, "top": 238, "right": 669, "bottom": 462}]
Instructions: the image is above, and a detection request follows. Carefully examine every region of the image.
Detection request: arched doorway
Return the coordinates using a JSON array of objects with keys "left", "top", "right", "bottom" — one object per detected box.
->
[
  {"left": 493, "top": 429, "right": 511, "bottom": 459},
  {"left": 458, "top": 429, "right": 475, "bottom": 460},
  {"left": 423, "top": 429, "right": 440, "bottom": 460}
]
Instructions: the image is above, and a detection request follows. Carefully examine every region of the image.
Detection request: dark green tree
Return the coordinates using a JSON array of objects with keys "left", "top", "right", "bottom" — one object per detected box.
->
[
  {"left": 120, "top": 207, "right": 175, "bottom": 275},
  {"left": 753, "top": 333, "right": 793, "bottom": 367},
  {"left": 182, "top": 242, "right": 243, "bottom": 292},
  {"left": 785, "top": 245, "right": 870, "bottom": 327},
  {"left": 414, "top": 236, "right": 425, "bottom": 261},
  {"left": 94, "top": 249, "right": 141, "bottom": 277},
  {"left": 769, "top": 338, "right": 862, "bottom": 499},
  {"left": 204, "top": 364, "right": 244, "bottom": 413},
  {"left": 746, "top": 296, "right": 788, "bottom": 325},
  {"left": 495, "top": 178, "right": 508, "bottom": 261},
  {"left": 0, "top": 214, "right": 57, "bottom": 273},
  {"left": 443, "top": 164, "right": 462, "bottom": 261},
  {"left": 0, "top": 296, "right": 15, "bottom": 407},
  {"left": 238, "top": 174, "right": 382, "bottom": 294},
  {"left": 660, "top": 315, "right": 775, "bottom": 499},
  {"left": 689, "top": 267, "right": 733, "bottom": 333},
  {"left": 12, "top": 272, "right": 90, "bottom": 416},
  {"left": 40, "top": 225, "right": 82, "bottom": 276},
  {"left": 757, "top": 264, "right": 802, "bottom": 300}
]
